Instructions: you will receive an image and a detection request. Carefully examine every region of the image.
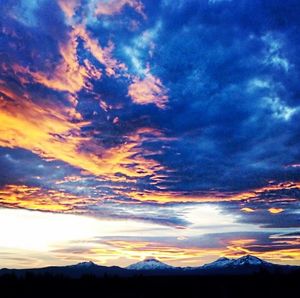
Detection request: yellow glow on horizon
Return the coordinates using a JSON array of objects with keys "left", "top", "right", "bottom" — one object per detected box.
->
[
  {"left": 241, "top": 207, "right": 255, "bottom": 213},
  {"left": 0, "top": 207, "right": 300, "bottom": 269},
  {"left": 268, "top": 207, "right": 284, "bottom": 214},
  {"left": 0, "top": 208, "right": 163, "bottom": 251}
]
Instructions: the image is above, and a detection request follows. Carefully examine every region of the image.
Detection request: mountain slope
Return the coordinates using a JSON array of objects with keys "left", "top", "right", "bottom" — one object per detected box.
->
[
  {"left": 196, "top": 255, "right": 295, "bottom": 275},
  {"left": 126, "top": 258, "right": 174, "bottom": 270},
  {"left": 202, "top": 255, "right": 269, "bottom": 269},
  {"left": 0, "top": 261, "right": 130, "bottom": 278}
]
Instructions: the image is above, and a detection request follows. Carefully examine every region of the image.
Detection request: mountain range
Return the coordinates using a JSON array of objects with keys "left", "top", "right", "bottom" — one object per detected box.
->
[{"left": 1, "top": 255, "right": 299, "bottom": 278}]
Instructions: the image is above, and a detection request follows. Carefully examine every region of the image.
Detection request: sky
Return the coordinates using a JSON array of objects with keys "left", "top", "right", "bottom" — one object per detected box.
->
[{"left": 0, "top": 0, "right": 300, "bottom": 269}]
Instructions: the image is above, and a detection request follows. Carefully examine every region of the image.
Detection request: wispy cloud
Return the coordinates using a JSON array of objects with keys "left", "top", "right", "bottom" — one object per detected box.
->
[
  {"left": 128, "top": 71, "right": 168, "bottom": 108},
  {"left": 0, "top": 184, "right": 87, "bottom": 212},
  {"left": 95, "top": 0, "right": 145, "bottom": 18}
]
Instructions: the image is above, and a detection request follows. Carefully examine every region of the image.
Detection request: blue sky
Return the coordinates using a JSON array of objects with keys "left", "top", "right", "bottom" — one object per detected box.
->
[{"left": 0, "top": 0, "right": 299, "bottom": 268}]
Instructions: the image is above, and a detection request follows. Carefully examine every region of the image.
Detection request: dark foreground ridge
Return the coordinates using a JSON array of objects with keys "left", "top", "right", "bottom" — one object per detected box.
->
[{"left": 0, "top": 272, "right": 299, "bottom": 298}]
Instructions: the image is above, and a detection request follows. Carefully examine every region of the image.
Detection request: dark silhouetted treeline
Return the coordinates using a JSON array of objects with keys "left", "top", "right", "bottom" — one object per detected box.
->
[{"left": 0, "top": 272, "right": 299, "bottom": 298}]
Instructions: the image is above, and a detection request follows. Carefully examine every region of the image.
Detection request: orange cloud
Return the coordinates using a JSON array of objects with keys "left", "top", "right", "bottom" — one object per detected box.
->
[
  {"left": 225, "top": 238, "right": 300, "bottom": 265},
  {"left": 0, "top": 184, "right": 87, "bottom": 212},
  {"left": 226, "top": 238, "right": 258, "bottom": 255},
  {"left": 95, "top": 128, "right": 167, "bottom": 181},
  {"left": 57, "top": 0, "right": 79, "bottom": 20},
  {"left": 127, "top": 191, "right": 219, "bottom": 204},
  {"left": 241, "top": 207, "right": 255, "bottom": 213},
  {"left": 126, "top": 189, "right": 264, "bottom": 204},
  {"left": 125, "top": 181, "right": 300, "bottom": 204},
  {"left": 268, "top": 207, "right": 284, "bottom": 214},
  {"left": 74, "top": 25, "right": 126, "bottom": 77},
  {"left": 128, "top": 72, "right": 168, "bottom": 108},
  {"left": 0, "top": 85, "right": 168, "bottom": 182},
  {"left": 95, "top": 0, "right": 145, "bottom": 18},
  {"left": 13, "top": 24, "right": 127, "bottom": 93},
  {"left": 14, "top": 32, "right": 98, "bottom": 94}
]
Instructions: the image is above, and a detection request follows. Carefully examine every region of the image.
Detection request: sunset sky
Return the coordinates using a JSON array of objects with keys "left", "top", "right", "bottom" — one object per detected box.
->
[{"left": 0, "top": 0, "right": 300, "bottom": 269}]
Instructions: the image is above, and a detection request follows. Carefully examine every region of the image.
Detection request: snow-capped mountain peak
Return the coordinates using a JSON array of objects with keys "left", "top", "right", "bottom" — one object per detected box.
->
[
  {"left": 73, "top": 261, "right": 97, "bottom": 268},
  {"left": 201, "top": 255, "right": 269, "bottom": 270},
  {"left": 232, "top": 255, "right": 265, "bottom": 266},
  {"left": 127, "top": 258, "right": 173, "bottom": 270},
  {"left": 202, "top": 256, "right": 234, "bottom": 268}
]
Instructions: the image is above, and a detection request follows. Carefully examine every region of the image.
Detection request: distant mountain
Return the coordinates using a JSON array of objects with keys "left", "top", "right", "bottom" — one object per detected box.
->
[
  {"left": 0, "top": 255, "right": 299, "bottom": 277},
  {"left": 127, "top": 258, "right": 174, "bottom": 270},
  {"left": 193, "top": 255, "right": 297, "bottom": 275},
  {"left": 71, "top": 261, "right": 97, "bottom": 268},
  {"left": 0, "top": 261, "right": 129, "bottom": 278},
  {"left": 202, "top": 255, "right": 268, "bottom": 269},
  {"left": 202, "top": 256, "right": 234, "bottom": 269},
  {"left": 231, "top": 255, "right": 267, "bottom": 266}
]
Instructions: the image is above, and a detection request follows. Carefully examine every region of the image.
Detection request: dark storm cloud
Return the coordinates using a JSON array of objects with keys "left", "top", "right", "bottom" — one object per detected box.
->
[
  {"left": 0, "top": 148, "right": 74, "bottom": 187},
  {"left": 136, "top": 0, "right": 300, "bottom": 193}
]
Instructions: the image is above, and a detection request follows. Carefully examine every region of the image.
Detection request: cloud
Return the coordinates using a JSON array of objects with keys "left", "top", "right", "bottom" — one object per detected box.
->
[
  {"left": 241, "top": 207, "right": 255, "bottom": 213},
  {"left": 73, "top": 25, "right": 127, "bottom": 77},
  {"left": 52, "top": 231, "right": 300, "bottom": 267},
  {"left": 0, "top": 184, "right": 87, "bottom": 212},
  {"left": 57, "top": 0, "right": 79, "bottom": 20},
  {"left": 95, "top": 0, "right": 145, "bottom": 18},
  {"left": 128, "top": 71, "right": 168, "bottom": 108},
  {"left": 124, "top": 181, "right": 300, "bottom": 204},
  {"left": 0, "top": 83, "right": 170, "bottom": 182},
  {"left": 268, "top": 207, "right": 284, "bottom": 214},
  {"left": 12, "top": 25, "right": 126, "bottom": 93}
]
